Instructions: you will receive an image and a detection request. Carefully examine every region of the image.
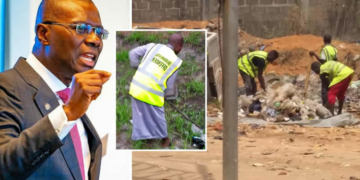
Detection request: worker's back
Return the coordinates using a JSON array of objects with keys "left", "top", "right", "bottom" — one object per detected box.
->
[
  {"left": 320, "top": 61, "right": 353, "bottom": 87},
  {"left": 238, "top": 51, "right": 268, "bottom": 78},
  {"left": 321, "top": 45, "right": 338, "bottom": 62},
  {"left": 129, "top": 44, "right": 182, "bottom": 107}
]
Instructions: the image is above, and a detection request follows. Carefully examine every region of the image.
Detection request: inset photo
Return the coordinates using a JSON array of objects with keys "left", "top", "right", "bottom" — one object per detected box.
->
[{"left": 116, "top": 30, "right": 206, "bottom": 150}]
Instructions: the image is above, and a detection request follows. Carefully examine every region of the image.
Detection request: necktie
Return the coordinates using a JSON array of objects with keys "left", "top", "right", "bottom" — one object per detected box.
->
[{"left": 56, "top": 88, "right": 86, "bottom": 180}]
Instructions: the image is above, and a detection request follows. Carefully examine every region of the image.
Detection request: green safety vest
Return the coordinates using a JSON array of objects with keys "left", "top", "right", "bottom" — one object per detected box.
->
[
  {"left": 129, "top": 44, "right": 183, "bottom": 107},
  {"left": 320, "top": 61, "right": 353, "bottom": 87},
  {"left": 238, "top": 51, "right": 268, "bottom": 78},
  {"left": 320, "top": 45, "right": 338, "bottom": 62}
]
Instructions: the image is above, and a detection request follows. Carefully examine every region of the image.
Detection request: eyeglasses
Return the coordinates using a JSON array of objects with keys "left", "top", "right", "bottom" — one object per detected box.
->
[{"left": 42, "top": 22, "right": 109, "bottom": 40}]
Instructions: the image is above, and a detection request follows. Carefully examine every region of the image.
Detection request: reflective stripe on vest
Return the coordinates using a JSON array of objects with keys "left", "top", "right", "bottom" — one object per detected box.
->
[
  {"left": 129, "top": 44, "right": 182, "bottom": 107},
  {"left": 238, "top": 51, "right": 268, "bottom": 78},
  {"left": 320, "top": 61, "right": 354, "bottom": 87},
  {"left": 321, "top": 45, "right": 337, "bottom": 62}
]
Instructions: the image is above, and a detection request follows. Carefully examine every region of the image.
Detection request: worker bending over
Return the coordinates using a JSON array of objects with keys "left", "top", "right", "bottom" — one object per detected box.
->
[
  {"left": 238, "top": 50, "right": 279, "bottom": 96},
  {"left": 309, "top": 34, "right": 338, "bottom": 64},
  {"left": 311, "top": 61, "right": 354, "bottom": 116},
  {"left": 129, "top": 34, "right": 184, "bottom": 148}
]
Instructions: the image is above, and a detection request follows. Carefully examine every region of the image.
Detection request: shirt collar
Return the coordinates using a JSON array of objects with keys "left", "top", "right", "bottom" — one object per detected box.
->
[
  {"left": 26, "top": 53, "right": 67, "bottom": 93},
  {"left": 166, "top": 44, "right": 174, "bottom": 50}
]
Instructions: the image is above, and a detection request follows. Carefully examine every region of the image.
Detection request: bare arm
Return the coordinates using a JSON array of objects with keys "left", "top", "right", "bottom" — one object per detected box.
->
[
  {"left": 260, "top": 42, "right": 273, "bottom": 51},
  {"left": 258, "top": 68, "right": 266, "bottom": 91},
  {"left": 309, "top": 51, "right": 326, "bottom": 64},
  {"left": 252, "top": 57, "right": 266, "bottom": 91}
]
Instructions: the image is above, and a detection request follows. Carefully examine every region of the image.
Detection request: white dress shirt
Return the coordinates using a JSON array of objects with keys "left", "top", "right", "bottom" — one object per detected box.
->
[{"left": 26, "top": 53, "right": 90, "bottom": 180}]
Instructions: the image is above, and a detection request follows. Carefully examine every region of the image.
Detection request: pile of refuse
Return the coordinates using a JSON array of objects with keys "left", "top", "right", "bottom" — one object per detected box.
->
[
  {"left": 238, "top": 75, "right": 333, "bottom": 122},
  {"left": 346, "top": 80, "right": 360, "bottom": 115}
]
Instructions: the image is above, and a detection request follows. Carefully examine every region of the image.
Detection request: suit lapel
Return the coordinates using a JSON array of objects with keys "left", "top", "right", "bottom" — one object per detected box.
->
[
  {"left": 14, "top": 57, "right": 85, "bottom": 180},
  {"left": 14, "top": 58, "right": 59, "bottom": 118}
]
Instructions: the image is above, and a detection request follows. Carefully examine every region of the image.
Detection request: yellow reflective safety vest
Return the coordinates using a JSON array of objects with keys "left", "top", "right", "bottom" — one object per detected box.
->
[
  {"left": 238, "top": 51, "right": 268, "bottom": 78},
  {"left": 320, "top": 61, "right": 353, "bottom": 87},
  {"left": 320, "top": 45, "right": 338, "bottom": 62},
  {"left": 129, "top": 44, "right": 183, "bottom": 107}
]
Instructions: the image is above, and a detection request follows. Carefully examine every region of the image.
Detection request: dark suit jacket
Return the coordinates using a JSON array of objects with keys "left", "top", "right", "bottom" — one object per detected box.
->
[{"left": 0, "top": 57, "right": 102, "bottom": 180}]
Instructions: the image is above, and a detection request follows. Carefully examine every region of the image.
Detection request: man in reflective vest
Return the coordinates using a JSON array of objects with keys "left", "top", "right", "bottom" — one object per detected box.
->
[
  {"left": 238, "top": 50, "right": 279, "bottom": 96},
  {"left": 309, "top": 34, "right": 338, "bottom": 64},
  {"left": 311, "top": 61, "right": 354, "bottom": 116},
  {"left": 129, "top": 34, "right": 184, "bottom": 148}
]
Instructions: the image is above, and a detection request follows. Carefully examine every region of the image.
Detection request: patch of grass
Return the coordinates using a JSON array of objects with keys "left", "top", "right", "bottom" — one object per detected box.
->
[
  {"left": 178, "top": 54, "right": 200, "bottom": 76},
  {"left": 146, "top": 33, "right": 166, "bottom": 44},
  {"left": 132, "top": 140, "right": 146, "bottom": 149},
  {"left": 185, "top": 81, "right": 205, "bottom": 96},
  {"left": 186, "top": 108, "right": 205, "bottom": 130},
  {"left": 124, "top": 31, "right": 167, "bottom": 45},
  {"left": 116, "top": 98, "right": 131, "bottom": 121},
  {"left": 184, "top": 32, "right": 204, "bottom": 46},
  {"left": 165, "top": 100, "right": 205, "bottom": 149},
  {"left": 116, "top": 50, "right": 129, "bottom": 63},
  {"left": 123, "top": 31, "right": 147, "bottom": 45}
]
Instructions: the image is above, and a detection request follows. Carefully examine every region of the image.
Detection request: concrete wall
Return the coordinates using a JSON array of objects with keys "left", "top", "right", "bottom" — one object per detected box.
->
[
  {"left": 236, "top": 0, "right": 299, "bottom": 39},
  {"left": 132, "top": 0, "right": 202, "bottom": 22},
  {"left": 133, "top": 0, "right": 360, "bottom": 42},
  {"left": 208, "top": 0, "right": 360, "bottom": 42}
]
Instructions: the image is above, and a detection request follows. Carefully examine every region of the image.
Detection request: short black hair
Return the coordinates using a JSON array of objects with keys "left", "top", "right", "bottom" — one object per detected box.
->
[
  {"left": 311, "top": 61, "right": 321, "bottom": 74},
  {"left": 168, "top": 33, "right": 184, "bottom": 46},
  {"left": 323, "top": 34, "right": 332, "bottom": 44},
  {"left": 267, "top": 50, "right": 279, "bottom": 62}
]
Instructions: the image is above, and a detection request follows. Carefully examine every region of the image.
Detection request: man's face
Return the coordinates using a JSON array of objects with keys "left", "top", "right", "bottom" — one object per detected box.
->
[
  {"left": 174, "top": 44, "right": 183, "bottom": 55},
  {"left": 46, "top": 1, "right": 103, "bottom": 78},
  {"left": 313, "top": 68, "right": 320, "bottom": 74},
  {"left": 267, "top": 54, "right": 278, "bottom": 64}
]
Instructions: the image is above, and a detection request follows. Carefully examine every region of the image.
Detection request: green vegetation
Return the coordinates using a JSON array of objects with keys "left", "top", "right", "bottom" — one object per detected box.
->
[
  {"left": 184, "top": 32, "right": 204, "bottom": 46},
  {"left": 116, "top": 50, "right": 129, "bottom": 63},
  {"left": 178, "top": 53, "right": 201, "bottom": 76},
  {"left": 123, "top": 31, "right": 167, "bottom": 45},
  {"left": 116, "top": 31, "right": 205, "bottom": 149},
  {"left": 185, "top": 81, "right": 205, "bottom": 96}
]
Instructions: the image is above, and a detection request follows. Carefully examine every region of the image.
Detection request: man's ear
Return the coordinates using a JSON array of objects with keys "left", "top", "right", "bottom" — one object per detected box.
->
[{"left": 36, "top": 24, "right": 50, "bottom": 46}]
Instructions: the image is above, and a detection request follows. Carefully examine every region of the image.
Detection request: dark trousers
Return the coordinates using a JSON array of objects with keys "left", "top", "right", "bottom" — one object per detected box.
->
[
  {"left": 239, "top": 70, "right": 257, "bottom": 96},
  {"left": 321, "top": 86, "right": 328, "bottom": 106}
]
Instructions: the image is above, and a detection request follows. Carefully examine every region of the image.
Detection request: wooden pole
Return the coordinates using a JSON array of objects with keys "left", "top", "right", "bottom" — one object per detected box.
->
[
  {"left": 304, "top": 56, "right": 313, "bottom": 98},
  {"left": 222, "top": 0, "right": 239, "bottom": 179}
]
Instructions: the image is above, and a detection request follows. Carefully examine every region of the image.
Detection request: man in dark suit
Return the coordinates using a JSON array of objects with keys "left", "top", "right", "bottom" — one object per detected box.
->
[{"left": 0, "top": 0, "right": 111, "bottom": 179}]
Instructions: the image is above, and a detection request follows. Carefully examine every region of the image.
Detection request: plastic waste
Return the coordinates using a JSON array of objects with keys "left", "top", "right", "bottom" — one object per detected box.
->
[{"left": 192, "top": 136, "right": 205, "bottom": 149}]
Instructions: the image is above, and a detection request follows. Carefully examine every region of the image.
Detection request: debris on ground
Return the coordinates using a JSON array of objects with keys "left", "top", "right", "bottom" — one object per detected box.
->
[
  {"left": 209, "top": 67, "right": 360, "bottom": 126},
  {"left": 237, "top": 80, "right": 332, "bottom": 122},
  {"left": 350, "top": 176, "right": 360, "bottom": 180},
  {"left": 252, "top": 163, "right": 264, "bottom": 167},
  {"left": 192, "top": 136, "right": 205, "bottom": 149}
]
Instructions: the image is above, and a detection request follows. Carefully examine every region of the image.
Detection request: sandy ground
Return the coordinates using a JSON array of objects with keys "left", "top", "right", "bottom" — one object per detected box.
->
[
  {"left": 133, "top": 121, "right": 360, "bottom": 180},
  {"left": 132, "top": 20, "right": 360, "bottom": 179}
]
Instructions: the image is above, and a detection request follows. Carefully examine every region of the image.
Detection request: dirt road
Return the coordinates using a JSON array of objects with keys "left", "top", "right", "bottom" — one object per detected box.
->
[{"left": 133, "top": 122, "right": 360, "bottom": 180}]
